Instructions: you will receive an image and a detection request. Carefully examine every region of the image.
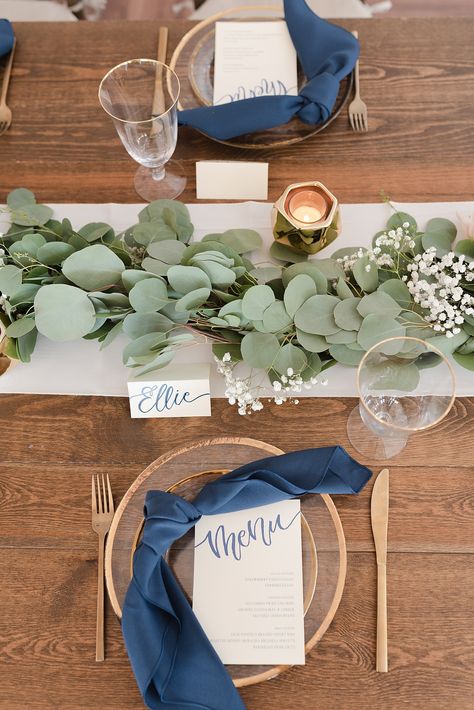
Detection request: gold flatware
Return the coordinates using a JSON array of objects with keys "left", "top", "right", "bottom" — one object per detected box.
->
[
  {"left": 348, "top": 31, "right": 368, "bottom": 132},
  {"left": 371, "top": 467, "right": 389, "bottom": 672},
  {"left": 92, "top": 474, "right": 114, "bottom": 662},
  {"left": 0, "top": 38, "right": 16, "bottom": 135}
]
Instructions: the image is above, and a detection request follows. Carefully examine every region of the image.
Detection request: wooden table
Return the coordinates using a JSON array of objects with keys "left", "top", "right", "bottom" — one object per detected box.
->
[{"left": 1, "top": 18, "right": 473, "bottom": 710}]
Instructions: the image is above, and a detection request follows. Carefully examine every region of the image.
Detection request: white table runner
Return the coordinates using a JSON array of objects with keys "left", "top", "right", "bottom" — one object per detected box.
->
[{"left": 1, "top": 200, "right": 473, "bottom": 397}]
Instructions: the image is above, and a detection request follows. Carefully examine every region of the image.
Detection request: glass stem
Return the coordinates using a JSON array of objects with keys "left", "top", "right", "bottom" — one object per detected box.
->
[{"left": 151, "top": 166, "right": 165, "bottom": 182}]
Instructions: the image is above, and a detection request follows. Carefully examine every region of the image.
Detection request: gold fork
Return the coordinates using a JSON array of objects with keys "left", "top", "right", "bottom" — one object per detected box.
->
[
  {"left": 0, "top": 38, "right": 16, "bottom": 136},
  {"left": 348, "top": 31, "right": 368, "bottom": 133},
  {"left": 91, "top": 474, "right": 114, "bottom": 662}
]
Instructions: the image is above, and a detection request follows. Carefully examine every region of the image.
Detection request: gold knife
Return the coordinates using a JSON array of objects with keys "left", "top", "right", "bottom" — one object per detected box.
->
[{"left": 371, "top": 468, "right": 389, "bottom": 672}]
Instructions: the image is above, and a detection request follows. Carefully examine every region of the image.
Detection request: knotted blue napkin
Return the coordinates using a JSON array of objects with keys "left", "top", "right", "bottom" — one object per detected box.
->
[
  {"left": 122, "top": 445, "right": 371, "bottom": 710},
  {"left": 0, "top": 19, "right": 14, "bottom": 59},
  {"left": 178, "top": 0, "right": 359, "bottom": 140}
]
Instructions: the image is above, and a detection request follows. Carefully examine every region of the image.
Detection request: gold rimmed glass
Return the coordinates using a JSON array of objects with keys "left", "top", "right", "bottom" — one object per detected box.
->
[
  {"left": 347, "top": 336, "right": 456, "bottom": 460},
  {"left": 98, "top": 59, "right": 186, "bottom": 201}
]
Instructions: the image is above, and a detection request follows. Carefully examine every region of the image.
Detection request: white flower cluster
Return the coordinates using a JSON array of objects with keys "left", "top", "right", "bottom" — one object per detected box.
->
[
  {"left": 337, "top": 224, "right": 415, "bottom": 274},
  {"left": 214, "top": 354, "right": 325, "bottom": 414},
  {"left": 0, "top": 247, "right": 5, "bottom": 267},
  {"left": 215, "top": 353, "right": 264, "bottom": 415},
  {"left": 404, "top": 247, "right": 474, "bottom": 336}
]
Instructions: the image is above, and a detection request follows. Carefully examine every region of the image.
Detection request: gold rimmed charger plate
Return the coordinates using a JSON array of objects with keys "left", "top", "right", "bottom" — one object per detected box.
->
[
  {"left": 105, "top": 437, "right": 346, "bottom": 688},
  {"left": 170, "top": 5, "right": 353, "bottom": 149}
]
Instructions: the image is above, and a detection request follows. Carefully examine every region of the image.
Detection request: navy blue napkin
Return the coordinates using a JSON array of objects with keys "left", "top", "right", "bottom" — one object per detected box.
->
[
  {"left": 0, "top": 19, "right": 14, "bottom": 58},
  {"left": 122, "top": 446, "right": 371, "bottom": 710},
  {"left": 178, "top": 0, "right": 359, "bottom": 140}
]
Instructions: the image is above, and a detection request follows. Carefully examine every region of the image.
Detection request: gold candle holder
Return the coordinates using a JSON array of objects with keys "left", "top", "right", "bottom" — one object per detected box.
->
[{"left": 272, "top": 181, "right": 341, "bottom": 255}]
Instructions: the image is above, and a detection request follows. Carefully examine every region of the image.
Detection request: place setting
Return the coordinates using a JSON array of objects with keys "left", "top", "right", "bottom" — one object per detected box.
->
[{"left": 0, "top": 1, "right": 473, "bottom": 709}]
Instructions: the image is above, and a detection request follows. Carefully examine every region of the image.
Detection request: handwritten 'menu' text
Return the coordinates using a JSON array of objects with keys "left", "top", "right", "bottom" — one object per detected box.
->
[{"left": 195, "top": 509, "right": 301, "bottom": 561}]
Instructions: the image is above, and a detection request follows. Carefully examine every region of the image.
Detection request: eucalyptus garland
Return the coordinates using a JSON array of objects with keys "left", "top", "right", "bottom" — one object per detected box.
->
[{"left": 1, "top": 188, "right": 474, "bottom": 407}]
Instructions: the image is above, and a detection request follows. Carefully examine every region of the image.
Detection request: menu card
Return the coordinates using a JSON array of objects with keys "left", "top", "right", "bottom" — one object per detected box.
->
[
  {"left": 213, "top": 21, "right": 298, "bottom": 106},
  {"left": 193, "top": 500, "right": 305, "bottom": 665}
]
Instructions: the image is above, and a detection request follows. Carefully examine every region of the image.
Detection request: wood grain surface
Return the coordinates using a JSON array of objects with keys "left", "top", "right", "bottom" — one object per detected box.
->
[{"left": 0, "top": 17, "right": 473, "bottom": 710}]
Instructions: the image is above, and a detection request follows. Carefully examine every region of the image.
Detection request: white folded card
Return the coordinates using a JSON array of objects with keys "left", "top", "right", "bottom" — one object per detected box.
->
[
  {"left": 213, "top": 20, "right": 298, "bottom": 105},
  {"left": 196, "top": 161, "right": 268, "bottom": 200},
  {"left": 193, "top": 499, "right": 305, "bottom": 665},
  {"left": 127, "top": 364, "right": 211, "bottom": 418}
]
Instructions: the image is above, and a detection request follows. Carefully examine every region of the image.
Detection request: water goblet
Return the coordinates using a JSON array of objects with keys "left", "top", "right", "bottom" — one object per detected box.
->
[
  {"left": 98, "top": 59, "right": 186, "bottom": 201},
  {"left": 346, "top": 336, "right": 456, "bottom": 460}
]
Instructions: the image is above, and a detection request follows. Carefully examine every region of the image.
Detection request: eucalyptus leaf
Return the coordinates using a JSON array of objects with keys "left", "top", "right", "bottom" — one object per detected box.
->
[
  {"left": 378, "top": 279, "right": 412, "bottom": 307},
  {"left": 7, "top": 188, "right": 36, "bottom": 210},
  {"left": 357, "top": 314, "right": 405, "bottom": 352},
  {"left": 336, "top": 277, "right": 354, "bottom": 300},
  {"left": 325, "top": 329, "right": 357, "bottom": 344},
  {"left": 219, "top": 229, "right": 263, "bottom": 254},
  {"left": 131, "top": 350, "right": 175, "bottom": 377},
  {"left": 16, "top": 328, "right": 37, "bottom": 363},
  {"left": 273, "top": 343, "right": 307, "bottom": 375},
  {"left": 78, "top": 222, "right": 114, "bottom": 243},
  {"left": 99, "top": 320, "right": 123, "bottom": 350},
  {"left": 269, "top": 241, "right": 308, "bottom": 264},
  {"left": 352, "top": 255, "right": 378, "bottom": 292},
  {"left": 294, "top": 295, "right": 340, "bottom": 335},
  {"left": 123, "top": 313, "right": 176, "bottom": 340},
  {"left": 242, "top": 285, "right": 275, "bottom": 320},
  {"left": 212, "top": 343, "right": 242, "bottom": 361},
  {"left": 5, "top": 317, "right": 36, "bottom": 338},
  {"left": 122, "top": 332, "right": 167, "bottom": 364},
  {"left": 167, "top": 265, "right": 212, "bottom": 294},
  {"left": 34, "top": 284, "right": 96, "bottom": 341},
  {"left": 175, "top": 287, "right": 211, "bottom": 312},
  {"left": 329, "top": 343, "right": 364, "bottom": 366},
  {"left": 240, "top": 332, "right": 280, "bottom": 369},
  {"left": 301, "top": 352, "right": 322, "bottom": 381},
  {"left": 357, "top": 291, "right": 402, "bottom": 318},
  {"left": 295, "top": 328, "right": 328, "bottom": 353},
  {"left": 455, "top": 240, "right": 474, "bottom": 261},
  {"left": 428, "top": 330, "right": 469, "bottom": 355},
  {"left": 141, "top": 257, "right": 170, "bottom": 277},
  {"left": 250, "top": 266, "right": 282, "bottom": 284},
  {"left": 453, "top": 351, "right": 474, "bottom": 371},
  {"left": 283, "top": 274, "right": 317, "bottom": 318},
  {"left": 11, "top": 203, "right": 53, "bottom": 227},
  {"left": 122, "top": 270, "right": 157, "bottom": 291},
  {"left": 0, "top": 265, "right": 22, "bottom": 296},
  {"left": 282, "top": 263, "right": 327, "bottom": 293},
  {"left": 312, "top": 258, "right": 344, "bottom": 280},
  {"left": 425, "top": 217, "right": 457, "bottom": 241},
  {"left": 36, "top": 241, "right": 75, "bottom": 265},
  {"left": 195, "top": 260, "right": 236, "bottom": 288},
  {"left": 386, "top": 211, "right": 417, "bottom": 231},
  {"left": 129, "top": 278, "right": 169, "bottom": 313},
  {"left": 334, "top": 297, "right": 363, "bottom": 331},
  {"left": 9, "top": 283, "right": 40, "bottom": 306},
  {"left": 62, "top": 244, "right": 125, "bottom": 291},
  {"left": 421, "top": 232, "right": 452, "bottom": 255},
  {"left": 262, "top": 300, "right": 293, "bottom": 333},
  {"left": 146, "top": 239, "right": 186, "bottom": 264}
]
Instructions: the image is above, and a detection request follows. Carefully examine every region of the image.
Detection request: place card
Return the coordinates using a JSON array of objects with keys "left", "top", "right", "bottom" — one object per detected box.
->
[
  {"left": 196, "top": 160, "right": 268, "bottom": 200},
  {"left": 127, "top": 364, "right": 211, "bottom": 418},
  {"left": 193, "top": 499, "right": 305, "bottom": 665},
  {"left": 213, "top": 20, "right": 298, "bottom": 105}
]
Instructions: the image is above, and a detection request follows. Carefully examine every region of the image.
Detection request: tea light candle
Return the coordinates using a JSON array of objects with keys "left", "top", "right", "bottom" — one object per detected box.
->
[{"left": 287, "top": 188, "right": 328, "bottom": 224}]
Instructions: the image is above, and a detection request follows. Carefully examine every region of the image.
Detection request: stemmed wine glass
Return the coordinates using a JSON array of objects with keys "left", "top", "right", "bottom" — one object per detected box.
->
[
  {"left": 346, "top": 336, "right": 456, "bottom": 459},
  {"left": 98, "top": 59, "right": 186, "bottom": 201}
]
